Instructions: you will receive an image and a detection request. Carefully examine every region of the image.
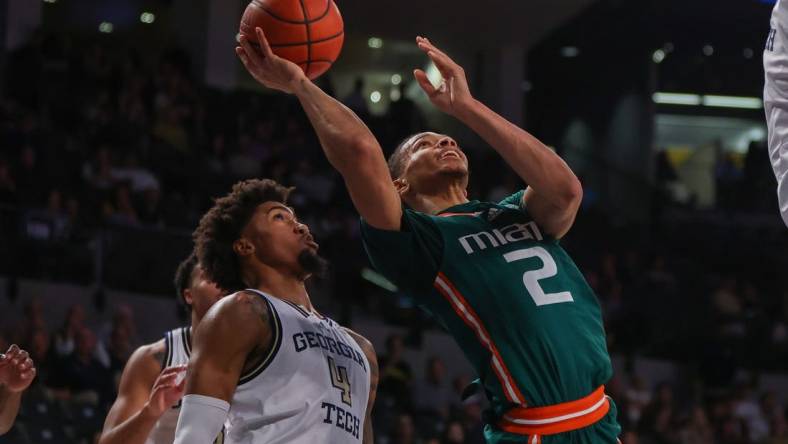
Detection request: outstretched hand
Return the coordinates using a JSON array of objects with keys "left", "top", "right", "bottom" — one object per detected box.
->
[
  {"left": 0, "top": 345, "right": 36, "bottom": 393},
  {"left": 413, "top": 36, "right": 473, "bottom": 117},
  {"left": 145, "top": 365, "right": 187, "bottom": 417},
  {"left": 236, "top": 27, "right": 307, "bottom": 94}
]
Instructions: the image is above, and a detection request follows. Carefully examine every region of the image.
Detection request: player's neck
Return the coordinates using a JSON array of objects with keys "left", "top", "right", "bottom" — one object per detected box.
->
[
  {"left": 248, "top": 270, "right": 314, "bottom": 312},
  {"left": 407, "top": 183, "right": 469, "bottom": 215}
]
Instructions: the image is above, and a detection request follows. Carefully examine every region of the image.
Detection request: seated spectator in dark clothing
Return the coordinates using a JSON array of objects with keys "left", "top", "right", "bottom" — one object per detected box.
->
[
  {"left": 638, "top": 382, "right": 678, "bottom": 444},
  {"left": 413, "top": 356, "right": 453, "bottom": 419},
  {"left": 441, "top": 419, "right": 467, "bottom": 444},
  {"left": 53, "top": 327, "right": 111, "bottom": 405},
  {"left": 26, "top": 328, "right": 53, "bottom": 388},
  {"left": 391, "top": 413, "right": 420, "bottom": 444},
  {"left": 53, "top": 303, "right": 86, "bottom": 358},
  {"left": 378, "top": 334, "right": 413, "bottom": 410}
]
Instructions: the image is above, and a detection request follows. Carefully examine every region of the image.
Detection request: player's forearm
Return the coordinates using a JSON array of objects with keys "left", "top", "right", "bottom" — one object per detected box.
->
[
  {"left": 0, "top": 387, "right": 21, "bottom": 435},
  {"left": 98, "top": 405, "right": 161, "bottom": 444},
  {"left": 456, "top": 99, "right": 582, "bottom": 206},
  {"left": 292, "top": 78, "right": 383, "bottom": 172}
]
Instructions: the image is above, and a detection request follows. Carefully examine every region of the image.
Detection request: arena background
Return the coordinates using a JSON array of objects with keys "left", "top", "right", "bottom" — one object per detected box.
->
[{"left": 1, "top": 0, "right": 787, "bottom": 442}]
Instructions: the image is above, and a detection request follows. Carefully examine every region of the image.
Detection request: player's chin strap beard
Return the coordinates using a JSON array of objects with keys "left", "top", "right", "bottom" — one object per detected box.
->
[{"left": 298, "top": 249, "right": 328, "bottom": 279}]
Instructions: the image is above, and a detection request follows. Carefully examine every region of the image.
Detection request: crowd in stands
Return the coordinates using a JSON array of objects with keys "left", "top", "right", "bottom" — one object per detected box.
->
[{"left": 0, "top": 31, "right": 787, "bottom": 443}]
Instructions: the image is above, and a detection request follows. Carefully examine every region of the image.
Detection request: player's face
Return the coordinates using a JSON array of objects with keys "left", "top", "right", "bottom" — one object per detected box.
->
[
  {"left": 401, "top": 132, "right": 469, "bottom": 191},
  {"left": 243, "top": 201, "right": 320, "bottom": 277},
  {"left": 185, "top": 265, "right": 224, "bottom": 321}
]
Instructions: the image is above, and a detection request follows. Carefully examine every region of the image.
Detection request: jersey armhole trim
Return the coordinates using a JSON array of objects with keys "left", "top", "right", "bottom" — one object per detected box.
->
[
  {"left": 163, "top": 331, "right": 172, "bottom": 368},
  {"left": 238, "top": 297, "right": 283, "bottom": 385},
  {"left": 181, "top": 327, "right": 192, "bottom": 358}
]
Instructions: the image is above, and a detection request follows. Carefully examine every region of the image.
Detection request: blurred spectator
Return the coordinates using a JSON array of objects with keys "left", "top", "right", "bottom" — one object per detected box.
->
[
  {"left": 12, "top": 298, "right": 46, "bottom": 347},
  {"left": 104, "top": 184, "right": 140, "bottom": 227},
  {"left": 458, "top": 396, "right": 485, "bottom": 444},
  {"left": 731, "top": 383, "right": 770, "bottom": 443},
  {"left": 27, "top": 328, "right": 52, "bottom": 387},
  {"left": 624, "top": 374, "right": 652, "bottom": 426},
  {"left": 228, "top": 133, "right": 263, "bottom": 179},
  {"left": 413, "top": 356, "right": 453, "bottom": 419},
  {"left": 391, "top": 413, "right": 420, "bottom": 444},
  {"left": 54, "top": 326, "right": 112, "bottom": 405},
  {"left": 54, "top": 304, "right": 86, "bottom": 357},
  {"left": 379, "top": 334, "right": 413, "bottom": 410},
  {"left": 343, "top": 77, "right": 369, "bottom": 118},
  {"left": 638, "top": 382, "right": 678, "bottom": 443},
  {"left": 440, "top": 419, "right": 466, "bottom": 444},
  {"left": 677, "top": 406, "right": 714, "bottom": 444}
]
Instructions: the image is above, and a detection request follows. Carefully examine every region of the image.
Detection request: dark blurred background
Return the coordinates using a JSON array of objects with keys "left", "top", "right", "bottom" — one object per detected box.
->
[{"left": 0, "top": 0, "right": 787, "bottom": 443}]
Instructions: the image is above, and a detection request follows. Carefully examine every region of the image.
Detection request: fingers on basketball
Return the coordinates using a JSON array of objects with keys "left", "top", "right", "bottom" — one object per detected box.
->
[
  {"left": 254, "top": 27, "right": 275, "bottom": 58},
  {"left": 239, "top": 35, "right": 265, "bottom": 67}
]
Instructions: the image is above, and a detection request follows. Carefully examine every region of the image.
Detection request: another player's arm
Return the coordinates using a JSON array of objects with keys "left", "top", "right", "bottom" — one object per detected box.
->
[
  {"left": 0, "top": 386, "right": 21, "bottom": 436},
  {"left": 764, "top": 1, "right": 788, "bottom": 227},
  {"left": 343, "top": 329, "right": 379, "bottom": 444},
  {"left": 235, "top": 28, "right": 403, "bottom": 231},
  {"left": 413, "top": 37, "right": 582, "bottom": 238},
  {"left": 174, "top": 292, "right": 271, "bottom": 444},
  {"left": 0, "top": 345, "right": 36, "bottom": 435},
  {"left": 99, "top": 342, "right": 187, "bottom": 444}
]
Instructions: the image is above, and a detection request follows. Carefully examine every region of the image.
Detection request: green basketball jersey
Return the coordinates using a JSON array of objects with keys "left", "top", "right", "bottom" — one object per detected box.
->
[{"left": 361, "top": 191, "right": 620, "bottom": 442}]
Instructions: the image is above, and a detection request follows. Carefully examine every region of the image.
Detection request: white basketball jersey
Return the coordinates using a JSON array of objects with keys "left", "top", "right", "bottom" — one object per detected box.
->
[
  {"left": 146, "top": 326, "right": 192, "bottom": 444},
  {"left": 226, "top": 290, "right": 371, "bottom": 444}
]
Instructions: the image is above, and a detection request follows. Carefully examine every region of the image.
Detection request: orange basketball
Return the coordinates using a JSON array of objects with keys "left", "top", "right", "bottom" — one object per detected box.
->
[{"left": 240, "top": 0, "right": 344, "bottom": 80}]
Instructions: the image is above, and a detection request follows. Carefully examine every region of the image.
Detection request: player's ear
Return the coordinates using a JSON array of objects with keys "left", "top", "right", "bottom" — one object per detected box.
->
[
  {"left": 393, "top": 178, "right": 409, "bottom": 195},
  {"left": 183, "top": 289, "right": 194, "bottom": 307},
  {"left": 233, "top": 238, "right": 254, "bottom": 257}
]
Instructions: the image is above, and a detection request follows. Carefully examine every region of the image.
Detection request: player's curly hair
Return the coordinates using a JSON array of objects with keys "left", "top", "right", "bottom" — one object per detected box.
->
[{"left": 194, "top": 179, "right": 293, "bottom": 293}]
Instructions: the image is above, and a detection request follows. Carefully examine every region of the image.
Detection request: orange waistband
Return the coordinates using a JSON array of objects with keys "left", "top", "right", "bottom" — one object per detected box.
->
[{"left": 498, "top": 386, "right": 610, "bottom": 436}]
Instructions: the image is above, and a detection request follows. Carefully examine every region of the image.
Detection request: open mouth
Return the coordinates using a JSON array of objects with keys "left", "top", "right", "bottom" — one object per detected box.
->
[
  {"left": 303, "top": 237, "right": 319, "bottom": 250},
  {"left": 440, "top": 151, "right": 462, "bottom": 161}
]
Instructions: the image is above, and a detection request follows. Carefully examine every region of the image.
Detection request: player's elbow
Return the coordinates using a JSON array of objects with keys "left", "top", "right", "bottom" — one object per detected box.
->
[
  {"left": 334, "top": 138, "right": 381, "bottom": 174},
  {"left": 557, "top": 176, "right": 583, "bottom": 209},
  {"left": 350, "top": 138, "right": 380, "bottom": 162}
]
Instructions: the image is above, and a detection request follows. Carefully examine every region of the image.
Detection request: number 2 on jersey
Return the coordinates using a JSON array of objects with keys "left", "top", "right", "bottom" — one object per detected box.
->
[
  {"left": 504, "top": 246, "right": 574, "bottom": 306},
  {"left": 327, "top": 356, "right": 352, "bottom": 406}
]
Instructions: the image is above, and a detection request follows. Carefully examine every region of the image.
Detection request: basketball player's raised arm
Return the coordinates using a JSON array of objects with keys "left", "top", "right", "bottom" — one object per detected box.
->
[
  {"left": 174, "top": 292, "right": 269, "bottom": 444},
  {"left": 765, "top": 0, "right": 788, "bottom": 227},
  {"left": 235, "top": 27, "right": 403, "bottom": 231},
  {"left": 99, "top": 344, "right": 186, "bottom": 444},
  {"left": 343, "top": 329, "right": 379, "bottom": 444},
  {"left": 413, "top": 37, "right": 582, "bottom": 238}
]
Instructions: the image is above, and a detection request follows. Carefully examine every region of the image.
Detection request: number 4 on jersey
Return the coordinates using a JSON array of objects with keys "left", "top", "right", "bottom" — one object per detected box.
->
[{"left": 327, "top": 356, "right": 352, "bottom": 406}]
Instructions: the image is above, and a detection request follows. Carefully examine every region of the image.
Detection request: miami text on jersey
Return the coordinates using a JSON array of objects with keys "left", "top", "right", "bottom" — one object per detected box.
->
[{"left": 458, "top": 221, "right": 543, "bottom": 255}]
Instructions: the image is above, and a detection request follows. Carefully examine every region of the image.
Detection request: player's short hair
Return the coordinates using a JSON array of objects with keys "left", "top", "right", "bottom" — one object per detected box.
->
[
  {"left": 388, "top": 132, "right": 431, "bottom": 179},
  {"left": 173, "top": 253, "right": 198, "bottom": 310},
  {"left": 194, "top": 179, "right": 293, "bottom": 293}
]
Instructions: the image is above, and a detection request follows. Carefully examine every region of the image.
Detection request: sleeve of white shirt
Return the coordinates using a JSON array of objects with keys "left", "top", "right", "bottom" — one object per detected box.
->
[{"left": 764, "top": 0, "right": 788, "bottom": 227}]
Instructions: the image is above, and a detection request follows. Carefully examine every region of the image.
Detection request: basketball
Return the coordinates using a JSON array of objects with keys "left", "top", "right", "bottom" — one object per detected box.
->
[{"left": 240, "top": 0, "right": 344, "bottom": 80}]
